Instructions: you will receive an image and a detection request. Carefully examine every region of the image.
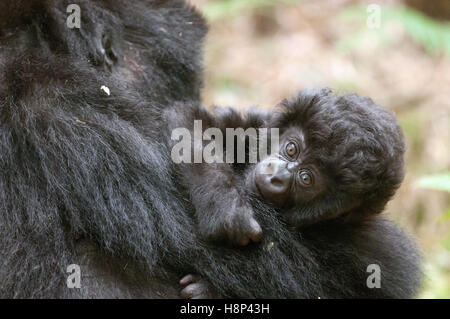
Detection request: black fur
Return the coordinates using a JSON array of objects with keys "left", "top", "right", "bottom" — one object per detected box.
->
[
  {"left": 0, "top": 0, "right": 207, "bottom": 298},
  {"left": 0, "top": 0, "right": 421, "bottom": 298},
  {"left": 169, "top": 87, "right": 405, "bottom": 238},
  {"left": 270, "top": 88, "right": 406, "bottom": 225},
  {"left": 166, "top": 89, "right": 420, "bottom": 298}
]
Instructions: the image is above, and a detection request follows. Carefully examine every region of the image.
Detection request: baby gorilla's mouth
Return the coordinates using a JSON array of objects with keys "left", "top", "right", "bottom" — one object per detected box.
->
[{"left": 255, "top": 183, "right": 280, "bottom": 204}]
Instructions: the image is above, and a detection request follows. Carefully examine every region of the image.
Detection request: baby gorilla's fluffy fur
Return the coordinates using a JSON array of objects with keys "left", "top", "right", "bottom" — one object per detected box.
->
[
  {"left": 171, "top": 88, "right": 405, "bottom": 246},
  {"left": 268, "top": 88, "right": 405, "bottom": 226},
  {"left": 173, "top": 88, "right": 412, "bottom": 297}
]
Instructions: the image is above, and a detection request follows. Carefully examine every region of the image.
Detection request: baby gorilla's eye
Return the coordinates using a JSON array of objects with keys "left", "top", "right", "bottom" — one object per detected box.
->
[
  {"left": 285, "top": 142, "right": 298, "bottom": 158},
  {"left": 299, "top": 171, "right": 312, "bottom": 186}
]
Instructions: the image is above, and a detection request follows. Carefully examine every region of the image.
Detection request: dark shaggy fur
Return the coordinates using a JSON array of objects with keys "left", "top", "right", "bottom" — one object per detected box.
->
[
  {"left": 166, "top": 88, "right": 419, "bottom": 298},
  {"left": 166, "top": 87, "right": 406, "bottom": 244},
  {"left": 270, "top": 88, "right": 406, "bottom": 225},
  {"left": 0, "top": 0, "right": 421, "bottom": 298}
]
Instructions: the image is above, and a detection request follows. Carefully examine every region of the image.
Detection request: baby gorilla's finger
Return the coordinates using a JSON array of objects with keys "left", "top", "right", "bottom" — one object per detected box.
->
[
  {"left": 180, "top": 274, "right": 200, "bottom": 286},
  {"left": 227, "top": 229, "right": 248, "bottom": 246},
  {"left": 235, "top": 235, "right": 250, "bottom": 246},
  {"left": 232, "top": 224, "right": 261, "bottom": 246},
  {"left": 181, "top": 283, "right": 203, "bottom": 298},
  {"left": 180, "top": 275, "right": 217, "bottom": 298},
  {"left": 229, "top": 211, "right": 263, "bottom": 246},
  {"left": 248, "top": 217, "right": 263, "bottom": 243}
]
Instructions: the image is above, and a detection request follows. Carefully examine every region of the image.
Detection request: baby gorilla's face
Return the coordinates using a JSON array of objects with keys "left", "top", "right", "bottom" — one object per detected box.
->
[
  {"left": 247, "top": 88, "right": 405, "bottom": 227},
  {"left": 254, "top": 127, "right": 327, "bottom": 208}
]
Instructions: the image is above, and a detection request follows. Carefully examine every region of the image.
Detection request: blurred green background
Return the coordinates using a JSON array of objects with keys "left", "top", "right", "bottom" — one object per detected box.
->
[{"left": 188, "top": 0, "right": 450, "bottom": 298}]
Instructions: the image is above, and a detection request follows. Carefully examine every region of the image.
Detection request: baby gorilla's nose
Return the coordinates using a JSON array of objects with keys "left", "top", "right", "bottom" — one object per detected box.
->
[
  {"left": 255, "top": 158, "right": 292, "bottom": 206},
  {"left": 265, "top": 171, "right": 291, "bottom": 194}
]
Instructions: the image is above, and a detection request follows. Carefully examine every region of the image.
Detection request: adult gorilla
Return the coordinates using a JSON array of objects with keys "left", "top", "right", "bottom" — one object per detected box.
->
[{"left": 0, "top": 0, "right": 421, "bottom": 298}]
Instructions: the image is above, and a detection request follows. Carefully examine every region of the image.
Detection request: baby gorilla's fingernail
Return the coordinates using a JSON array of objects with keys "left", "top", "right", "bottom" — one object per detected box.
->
[
  {"left": 181, "top": 286, "right": 194, "bottom": 298},
  {"left": 180, "top": 278, "right": 188, "bottom": 285},
  {"left": 249, "top": 219, "right": 263, "bottom": 242},
  {"left": 250, "top": 218, "right": 262, "bottom": 232},
  {"left": 180, "top": 274, "right": 196, "bottom": 285},
  {"left": 239, "top": 237, "right": 250, "bottom": 246}
]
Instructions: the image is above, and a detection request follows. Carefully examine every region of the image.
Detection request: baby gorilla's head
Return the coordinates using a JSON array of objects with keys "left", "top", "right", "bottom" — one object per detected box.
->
[{"left": 249, "top": 88, "right": 405, "bottom": 227}]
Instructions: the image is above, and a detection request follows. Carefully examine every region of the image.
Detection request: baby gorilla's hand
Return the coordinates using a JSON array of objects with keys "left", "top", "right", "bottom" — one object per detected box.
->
[
  {"left": 197, "top": 197, "right": 262, "bottom": 246},
  {"left": 220, "top": 203, "right": 262, "bottom": 246},
  {"left": 180, "top": 274, "right": 219, "bottom": 299}
]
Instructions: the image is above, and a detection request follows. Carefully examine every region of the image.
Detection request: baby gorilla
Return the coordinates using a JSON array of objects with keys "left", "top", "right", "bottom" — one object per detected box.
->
[
  {"left": 251, "top": 88, "right": 405, "bottom": 227},
  {"left": 167, "top": 88, "right": 405, "bottom": 297},
  {"left": 168, "top": 88, "right": 404, "bottom": 246}
]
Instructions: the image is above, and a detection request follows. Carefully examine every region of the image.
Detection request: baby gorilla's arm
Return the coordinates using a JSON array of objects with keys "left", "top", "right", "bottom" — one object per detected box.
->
[
  {"left": 184, "top": 162, "right": 262, "bottom": 246},
  {"left": 167, "top": 104, "right": 269, "bottom": 245}
]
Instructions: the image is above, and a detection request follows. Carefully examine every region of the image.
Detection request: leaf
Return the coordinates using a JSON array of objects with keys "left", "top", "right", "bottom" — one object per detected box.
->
[
  {"left": 439, "top": 209, "right": 450, "bottom": 222},
  {"left": 201, "top": 0, "right": 301, "bottom": 21},
  {"left": 417, "top": 173, "right": 450, "bottom": 192},
  {"left": 337, "top": 6, "right": 450, "bottom": 57}
]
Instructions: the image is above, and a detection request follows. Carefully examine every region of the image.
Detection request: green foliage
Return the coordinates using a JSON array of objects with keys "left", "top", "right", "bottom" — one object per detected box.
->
[
  {"left": 418, "top": 173, "right": 450, "bottom": 192},
  {"left": 334, "top": 79, "right": 357, "bottom": 92},
  {"left": 337, "top": 5, "right": 450, "bottom": 56},
  {"left": 420, "top": 259, "right": 450, "bottom": 299},
  {"left": 443, "top": 234, "right": 450, "bottom": 251},
  {"left": 399, "top": 112, "right": 424, "bottom": 161},
  {"left": 418, "top": 173, "right": 450, "bottom": 223},
  {"left": 202, "top": 0, "right": 300, "bottom": 20},
  {"left": 441, "top": 209, "right": 450, "bottom": 222}
]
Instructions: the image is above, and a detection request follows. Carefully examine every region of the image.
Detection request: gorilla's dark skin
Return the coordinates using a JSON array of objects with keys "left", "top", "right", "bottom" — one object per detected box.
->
[{"left": 0, "top": 0, "right": 421, "bottom": 298}]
